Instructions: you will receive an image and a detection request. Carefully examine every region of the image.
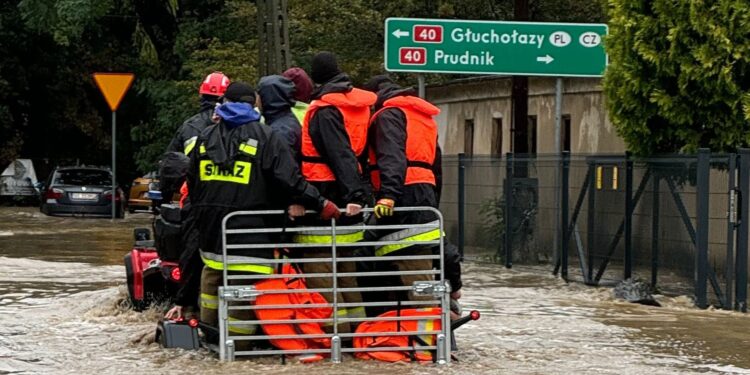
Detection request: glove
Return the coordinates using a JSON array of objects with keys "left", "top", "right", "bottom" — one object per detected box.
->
[
  {"left": 374, "top": 198, "right": 395, "bottom": 219},
  {"left": 319, "top": 199, "right": 341, "bottom": 220},
  {"left": 346, "top": 203, "right": 362, "bottom": 216}
]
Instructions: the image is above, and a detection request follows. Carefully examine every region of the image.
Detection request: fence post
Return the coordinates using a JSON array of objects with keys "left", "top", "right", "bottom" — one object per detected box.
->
[
  {"left": 736, "top": 149, "right": 750, "bottom": 312},
  {"left": 561, "top": 151, "right": 570, "bottom": 281},
  {"left": 504, "top": 153, "right": 514, "bottom": 268},
  {"left": 458, "top": 153, "right": 465, "bottom": 259},
  {"left": 651, "top": 172, "right": 660, "bottom": 288},
  {"left": 726, "top": 153, "right": 737, "bottom": 310},
  {"left": 624, "top": 152, "right": 634, "bottom": 280},
  {"left": 695, "top": 148, "right": 710, "bottom": 309},
  {"left": 587, "top": 162, "right": 596, "bottom": 282}
]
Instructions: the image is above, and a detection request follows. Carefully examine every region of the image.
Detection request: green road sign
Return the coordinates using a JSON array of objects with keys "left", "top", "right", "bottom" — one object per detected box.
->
[{"left": 385, "top": 18, "right": 608, "bottom": 77}]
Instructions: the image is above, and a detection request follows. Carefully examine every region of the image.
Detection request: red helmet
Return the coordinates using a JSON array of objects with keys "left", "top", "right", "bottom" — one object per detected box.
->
[{"left": 199, "top": 72, "right": 230, "bottom": 96}]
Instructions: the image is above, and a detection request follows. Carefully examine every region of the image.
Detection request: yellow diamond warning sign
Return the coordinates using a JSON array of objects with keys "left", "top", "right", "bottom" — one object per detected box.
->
[{"left": 93, "top": 73, "right": 135, "bottom": 111}]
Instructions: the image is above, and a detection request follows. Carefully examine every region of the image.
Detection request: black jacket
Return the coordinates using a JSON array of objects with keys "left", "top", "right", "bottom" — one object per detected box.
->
[
  {"left": 187, "top": 105, "right": 325, "bottom": 257},
  {"left": 258, "top": 75, "right": 302, "bottom": 163},
  {"left": 368, "top": 86, "right": 460, "bottom": 291},
  {"left": 369, "top": 85, "right": 440, "bottom": 212},
  {"left": 167, "top": 101, "right": 215, "bottom": 154},
  {"left": 174, "top": 199, "right": 201, "bottom": 307},
  {"left": 307, "top": 73, "right": 368, "bottom": 209}
]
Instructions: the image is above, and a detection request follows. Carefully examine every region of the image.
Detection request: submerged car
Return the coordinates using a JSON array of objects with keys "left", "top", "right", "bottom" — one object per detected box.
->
[{"left": 40, "top": 167, "right": 125, "bottom": 218}]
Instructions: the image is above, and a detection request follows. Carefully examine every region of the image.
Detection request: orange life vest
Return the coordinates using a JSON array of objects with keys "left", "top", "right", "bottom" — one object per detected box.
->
[
  {"left": 353, "top": 307, "right": 442, "bottom": 362},
  {"left": 254, "top": 263, "right": 332, "bottom": 356},
  {"left": 368, "top": 96, "right": 440, "bottom": 191},
  {"left": 301, "top": 89, "right": 376, "bottom": 182}
]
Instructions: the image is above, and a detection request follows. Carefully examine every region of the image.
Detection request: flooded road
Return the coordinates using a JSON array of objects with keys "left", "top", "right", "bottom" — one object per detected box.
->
[{"left": 1, "top": 206, "right": 750, "bottom": 374}]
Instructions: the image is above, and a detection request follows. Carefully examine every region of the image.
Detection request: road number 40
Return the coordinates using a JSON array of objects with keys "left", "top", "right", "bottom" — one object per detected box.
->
[{"left": 399, "top": 47, "right": 427, "bottom": 65}]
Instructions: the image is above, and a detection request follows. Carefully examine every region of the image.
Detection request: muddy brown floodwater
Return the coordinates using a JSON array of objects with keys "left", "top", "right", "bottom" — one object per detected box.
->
[{"left": 1, "top": 206, "right": 750, "bottom": 374}]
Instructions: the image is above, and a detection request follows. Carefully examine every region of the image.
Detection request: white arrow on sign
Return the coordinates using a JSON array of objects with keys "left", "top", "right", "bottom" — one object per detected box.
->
[
  {"left": 392, "top": 29, "right": 410, "bottom": 38},
  {"left": 536, "top": 55, "right": 554, "bottom": 64}
]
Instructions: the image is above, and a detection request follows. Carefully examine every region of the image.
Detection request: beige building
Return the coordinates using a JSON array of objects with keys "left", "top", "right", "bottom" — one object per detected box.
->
[{"left": 425, "top": 76, "right": 625, "bottom": 155}]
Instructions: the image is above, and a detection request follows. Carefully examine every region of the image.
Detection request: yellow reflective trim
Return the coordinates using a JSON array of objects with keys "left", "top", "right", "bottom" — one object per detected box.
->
[
  {"left": 228, "top": 317, "right": 257, "bottom": 334},
  {"left": 596, "top": 166, "right": 603, "bottom": 190},
  {"left": 239, "top": 143, "right": 257, "bottom": 156},
  {"left": 201, "top": 256, "right": 274, "bottom": 274},
  {"left": 421, "top": 319, "right": 435, "bottom": 357},
  {"left": 199, "top": 160, "right": 252, "bottom": 184},
  {"left": 200, "top": 293, "right": 218, "bottom": 309},
  {"left": 347, "top": 306, "right": 366, "bottom": 319},
  {"left": 375, "top": 229, "right": 442, "bottom": 256},
  {"left": 199, "top": 145, "right": 206, "bottom": 154},
  {"left": 184, "top": 142, "right": 196, "bottom": 155},
  {"left": 183, "top": 137, "right": 198, "bottom": 155},
  {"left": 424, "top": 320, "right": 435, "bottom": 344},
  {"left": 293, "top": 231, "right": 364, "bottom": 244}
]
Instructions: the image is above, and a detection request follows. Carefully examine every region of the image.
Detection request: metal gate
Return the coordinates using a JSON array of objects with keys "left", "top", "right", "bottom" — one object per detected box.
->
[
  {"left": 488, "top": 150, "right": 750, "bottom": 311},
  {"left": 215, "top": 207, "right": 452, "bottom": 363}
]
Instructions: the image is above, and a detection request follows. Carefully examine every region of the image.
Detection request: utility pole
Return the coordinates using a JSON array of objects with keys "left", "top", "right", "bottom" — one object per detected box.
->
[
  {"left": 511, "top": 0, "right": 529, "bottom": 172},
  {"left": 257, "top": 0, "right": 290, "bottom": 76}
]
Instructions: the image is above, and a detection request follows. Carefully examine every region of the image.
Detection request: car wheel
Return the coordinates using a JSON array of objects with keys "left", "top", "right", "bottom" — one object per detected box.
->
[{"left": 128, "top": 207, "right": 136, "bottom": 214}]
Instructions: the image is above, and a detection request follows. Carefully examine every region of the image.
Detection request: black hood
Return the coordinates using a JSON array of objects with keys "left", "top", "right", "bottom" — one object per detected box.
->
[
  {"left": 311, "top": 73, "right": 353, "bottom": 100},
  {"left": 258, "top": 75, "right": 295, "bottom": 118},
  {"left": 374, "top": 83, "right": 417, "bottom": 110}
]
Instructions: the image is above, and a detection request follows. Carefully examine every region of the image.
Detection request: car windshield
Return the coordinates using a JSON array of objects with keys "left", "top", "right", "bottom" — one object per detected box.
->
[{"left": 53, "top": 169, "right": 111, "bottom": 186}]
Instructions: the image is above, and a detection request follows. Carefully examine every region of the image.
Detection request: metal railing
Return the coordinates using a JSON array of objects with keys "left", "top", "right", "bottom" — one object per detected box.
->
[{"left": 216, "top": 207, "right": 451, "bottom": 363}]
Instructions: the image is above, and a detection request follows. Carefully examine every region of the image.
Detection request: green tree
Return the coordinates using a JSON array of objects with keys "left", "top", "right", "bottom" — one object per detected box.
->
[{"left": 604, "top": 0, "right": 750, "bottom": 155}]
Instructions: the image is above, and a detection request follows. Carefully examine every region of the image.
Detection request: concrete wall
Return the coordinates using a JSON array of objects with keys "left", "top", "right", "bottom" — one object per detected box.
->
[{"left": 426, "top": 76, "right": 626, "bottom": 155}]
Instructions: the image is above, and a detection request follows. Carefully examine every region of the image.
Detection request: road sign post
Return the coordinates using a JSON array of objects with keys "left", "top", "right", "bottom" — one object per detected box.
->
[
  {"left": 93, "top": 73, "right": 135, "bottom": 219},
  {"left": 385, "top": 18, "right": 607, "bottom": 77}
]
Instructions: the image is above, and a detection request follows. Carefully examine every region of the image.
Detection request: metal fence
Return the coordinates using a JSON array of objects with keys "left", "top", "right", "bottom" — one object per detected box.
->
[
  {"left": 441, "top": 150, "right": 750, "bottom": 311},
  {"left": 215, "top": 207, "right": 452, "bottom": 363}
]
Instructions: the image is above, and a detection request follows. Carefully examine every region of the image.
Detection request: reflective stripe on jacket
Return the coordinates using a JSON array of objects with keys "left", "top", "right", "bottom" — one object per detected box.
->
[
  {"left": 374, "top": 220, "right": 442, "bottom": 257},
  {"left": 293, "top": 225, "right": 365, "bottom": 245},
  {"left": 199, "top": 293, "right": 257, "bottom": 334},
  {"left": 353, "top": 307, "right": 442, "bottom": 362},
  {"left": 199, "top": 250, "right": 274, "bottom": 274},
  {"left": 301, "top": 89, "right": 376, "bottom": 182},
  {"left": 369, "top": 95, "right": 440, "bottom": 192}
]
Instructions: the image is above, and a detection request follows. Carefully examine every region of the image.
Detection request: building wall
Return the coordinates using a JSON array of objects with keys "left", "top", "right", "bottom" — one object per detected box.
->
[{"left": 426, "top": 76, "right": 626, "bottom": 155}]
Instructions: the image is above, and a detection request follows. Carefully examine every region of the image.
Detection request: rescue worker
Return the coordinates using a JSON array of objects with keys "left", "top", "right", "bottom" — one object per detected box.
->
[
  {"left": 166, "top": 72, "right": 230, "bottom": 156},
  {"left": 296, "top": 52, "right": 376, "bottom": 335},
  {"left": 257, "top": 75, "right": 301, "bottom": 162},
  {"left": 282, "top": 67, "right": 313, "bottom": 123},
  {"left": 163, "top": 73, "right": 229, "bottom": 318},
  {"left": 363, "top": 76, "right": 463, "bottom": 312},
  {"left": 169, "top": 82, "right": 340, "bottom": 344}
]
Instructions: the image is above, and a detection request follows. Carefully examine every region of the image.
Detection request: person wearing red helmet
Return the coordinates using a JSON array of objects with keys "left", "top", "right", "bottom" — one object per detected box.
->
[
  {"left": 166, "top": 72, "right": 230, "bottom": 156},
  {"left": 164, "top": 72, "right": 229, "bottom": 320}
]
